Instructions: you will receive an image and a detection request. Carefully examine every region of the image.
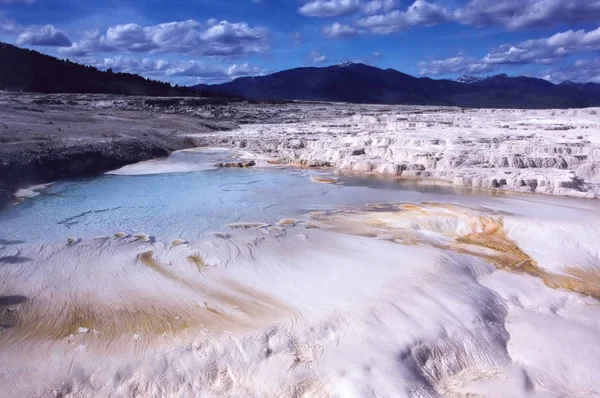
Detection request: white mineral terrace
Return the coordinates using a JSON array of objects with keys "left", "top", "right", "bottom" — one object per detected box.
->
[
  {"left": 198, "top": 106, "right": 600, "bottom": 198},
  {"left": 1, "top": 107, "right": 600, "bottom": 397}
]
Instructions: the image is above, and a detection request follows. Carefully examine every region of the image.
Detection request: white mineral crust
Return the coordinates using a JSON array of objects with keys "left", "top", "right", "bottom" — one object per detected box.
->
[{"left": 199, "top": 106, "right": 600, "bottom": 197}]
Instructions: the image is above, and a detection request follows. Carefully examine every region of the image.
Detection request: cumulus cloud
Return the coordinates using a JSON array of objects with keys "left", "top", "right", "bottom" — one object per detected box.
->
[
  {"left": 299, "top": 0, "right": 397, "bottom": 17},
  {"left": 81, "top": 56, "right": 264, "bottom": 83},
  {"left": 454, "top": 0, "right": 600, "bottom": 30},
  {"left": 59, "top": 20, "right": 269, "bottom": 57},
  {"left": 356, "top": 0, "right": 448, "bottom": 34},
  {"left": 543, "top": 58, "right": 600, "bottom": 84},
  {"left": 83, "top": 57, "right": 168, "bottom": 74},
  {"left": 483, "top": 27, "right": 600, "bottom": 65},
  {"left": 418, "top": 55, "right": 496, "bottom": 76},
  {"left": 351, "top": 0, "right": 600, "bottom": 35},
  {"left": 322, "top": 22, "right": 360, "bottom": 38},
  {"left": 356, "top": 10, "right": 406, "bottom": 34},
  {"left": 0, "top": 19, "right": 71, "bottom": 47},
  {"left": 418, "top": 26, "right": 600, "bottom": 76},
  {"left": 361, "top": 0, "right": 397, "bottom": 15},
  {"left": 299, "top": 0, "right": 361, "bottom": 17},
  {"left": 0, "top": 19, "right": 20, "bottom": 33},
  {"left": 15, "top": 24, "right": 71, "bottom": 47},
  {"left": 167, "top": 61, "right": 263, "bottom": 80},
  {"left": 310, "top": 51, "right": 328, "bottom": 63}
]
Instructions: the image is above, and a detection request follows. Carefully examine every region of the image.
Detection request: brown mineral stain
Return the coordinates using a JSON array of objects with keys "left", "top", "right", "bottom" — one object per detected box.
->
[
  {"left": 188, "top": 253, "right": 206, "bottom": 270},
  {"left": 139, "top": 250, "right": 174, "bottom": 279},
  {"left": 277, "top": 218, "right": 299, "bottom": 227},
  {"left": 311, "top": 176, "right": 338, "bottom": 184},
  {"left": 303, "top": 222, "right": 321, "bottom": 230},
  {"left": 317, "top": 203, "right": 600, "bottom": 301},
  {"left": 227, "top": 222, "right": 269, "bottom": 229}
]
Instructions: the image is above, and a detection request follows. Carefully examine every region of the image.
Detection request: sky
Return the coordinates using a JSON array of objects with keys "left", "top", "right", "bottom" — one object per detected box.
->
[{"left": 1, "top": 0, "right": 599, "bottom": 86}]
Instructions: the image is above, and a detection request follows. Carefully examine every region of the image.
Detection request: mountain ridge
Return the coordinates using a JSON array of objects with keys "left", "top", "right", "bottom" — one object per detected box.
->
[
  {"left": 193, "top": 63, "right": 600, "bottom": 109},
  {"left": 1, "top": 42, "right": 598, "bottom": 109},
  {"left": 0, "top": 42, "right": 227, "bottom": 97}
]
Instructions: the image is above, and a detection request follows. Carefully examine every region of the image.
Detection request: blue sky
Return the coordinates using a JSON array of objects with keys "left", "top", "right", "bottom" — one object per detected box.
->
[{"left": 1, "top": 0, "right": 599, "bottom": 85}]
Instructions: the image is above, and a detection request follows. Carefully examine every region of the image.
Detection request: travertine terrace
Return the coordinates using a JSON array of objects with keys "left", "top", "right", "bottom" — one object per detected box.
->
[
  {"left": 2, "top": 93, "right": 599, "bottom": 204},
  {"left": 197, "top": 106, "right": 600, "bottom": 198},
  {"left": 2, "top": 94, "right": 600, "bottom": 397}
]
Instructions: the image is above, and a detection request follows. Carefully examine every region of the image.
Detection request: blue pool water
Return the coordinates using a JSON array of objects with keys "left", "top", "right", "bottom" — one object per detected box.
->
[
  {"left": 0, "top": 168, "right": 477, "bottom": 242},
  {"left": 2, "top": 150, "right": 598, "bottom": 243}
]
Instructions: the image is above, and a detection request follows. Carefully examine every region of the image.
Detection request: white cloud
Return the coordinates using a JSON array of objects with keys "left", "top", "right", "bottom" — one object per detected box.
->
[
  {"left": 418, "top": 55, "right": 496, "bottom": 76},
  {"left": 357, "top": 0, "right": 447, "bottom": 34},
  {"left": 80, "top": 56, "right": 264, "bottom": 83},
  {"left": 81, "top": 56, "right": 169, "bottom": 74},
  {"left": 361, "top": 0, "right": 397, "bottom": 14},
  {"left": 372, "top": 51, "right": 382, "bottom": 58},
  {"left": 322, "top": 22, "right": 360, "bottom": 38},
  {"left": 299, "top": 0, "right": 361, "bottom": 17},
  {"left": 167, "top": 61, "right": 263, "bottom": 79},
  {"left": 16, "top": 24, "right": 71, "bottom": 47},
  {"left": 454, "top": 0, "right": 600, "bottom": 30},
  {"left": 418, "top": 26, "right": 600, "bottom": 77},
  {"left": 356, "top": 10, "right": 406, "bottom": 34},
  {"left": 310, "top": 51, "right": 328, "bottom": 63},
  {"left": 59, "top": 20, "right": 269, "bottom": 57},
  {"left": 404, "top": 0, "right": 448, "bottom": 26},
  {"left": 0, "top": 0, "right": 35, "bottom": 3},
  {"left": 299, "top": 0, "right": 397, "bottom": 18},
  {"left": 543, "top": 58, "right": 600, "bottom": 84},
  {"left": 0, "top": 19, "right": 20, "bottom": 33},
  {"left": 226, "top": 63, "right": 263, "bottom": 78},
  {"left": 353, "top": 0, "right": 600, "bottom": 35},
  {"left": 1, "top": 19, "right": 72, "bottom": 48},
  {"left": 484, "top": 27, "right": 600, "bottom": 65}
]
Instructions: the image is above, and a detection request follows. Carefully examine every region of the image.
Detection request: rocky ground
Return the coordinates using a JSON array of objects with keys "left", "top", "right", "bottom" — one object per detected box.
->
[
  {"left": 1, "top": 92, "right": 599, "bottom": 207},
  {"left": 0, "top": 93, "right": 234, "bottom": 207},
  {"left": 0, "top": 93, "right": 357, "bottom": 207}
]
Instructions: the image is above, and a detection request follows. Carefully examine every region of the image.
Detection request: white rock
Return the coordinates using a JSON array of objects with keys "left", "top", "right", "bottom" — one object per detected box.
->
[{"left": 197, "top": 106, "right": 600, "bottom": 197}]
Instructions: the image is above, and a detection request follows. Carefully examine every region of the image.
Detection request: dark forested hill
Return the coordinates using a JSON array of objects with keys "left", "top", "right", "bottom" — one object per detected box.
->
[
  {"left": 192, "top": 63, "right": 600, "bottom": 109},
  {"left": 0, "top": 42, "right": 225, "bottom": 97}
]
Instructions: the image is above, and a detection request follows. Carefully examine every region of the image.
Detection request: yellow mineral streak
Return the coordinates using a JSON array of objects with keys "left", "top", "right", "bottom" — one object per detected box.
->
[
  {"left": 277, "top": 219, "right": 299, "bottom": 227},
  {"left": 188, "top": 253, "right": 207, "bottom": 270},
  {"left": 303, "top": 222, "right": 321, "bottom": 229},
  {"left": 133, "top": 233, "right": 150, "bottom": 242},
  {"left": 0, "top": 249, "right": 290, "bottom": 347},
  {"left": 315, "top": 203, "right": 600, "bottom": 300},
  {"left": 226, "top": 222, "right": 269, "bottom": 229},
  {"left": 311, "top": 176, "right": 338, "bottom": 184}
]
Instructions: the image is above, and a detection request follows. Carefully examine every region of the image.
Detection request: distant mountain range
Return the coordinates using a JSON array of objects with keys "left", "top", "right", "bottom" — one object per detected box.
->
[
  {"left": 2, "top": 41, "right": 599, "bottom": 108},
  {"left": 193, "top": 63, "right": 600, "bottom": 109},
  {"left": 0, "top": 42, "right": 225, "bottom": 97}
]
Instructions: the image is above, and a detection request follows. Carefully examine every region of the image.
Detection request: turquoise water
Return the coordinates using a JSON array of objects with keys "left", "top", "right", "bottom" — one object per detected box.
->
[
  {"left": 1, "top": 151, "right": 598, "bottom": 243},
  {"left": 0, "top": 168, "right": 481, "bottom": 242}
]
